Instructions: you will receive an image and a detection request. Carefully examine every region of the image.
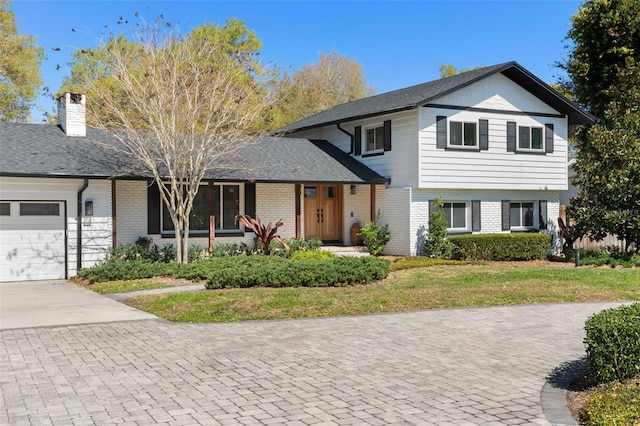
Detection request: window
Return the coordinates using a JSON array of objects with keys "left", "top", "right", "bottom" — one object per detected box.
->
[
  {"left": 510, "top": 202, "right": 534, "bottom": 228},
  {"left": 443, "top": 202, "right": 466, "bottom": 230},
  {"left": 161, "top": 183, "right": 242, "bottom": 234},
  {"left": 366, "top": 126, "right": 385, "bottom": 152},
  {"left": 450, "top": 121, "right": 477, "bottom": 147},
  {"left": 0, "top": 202, "right": 9, "bottom": 216},
  {"left": 518, "top": 126, "right": 544, "bottom": 150},
  {"left": 20, "top": 202, "right": 60, "bottom": 216}
]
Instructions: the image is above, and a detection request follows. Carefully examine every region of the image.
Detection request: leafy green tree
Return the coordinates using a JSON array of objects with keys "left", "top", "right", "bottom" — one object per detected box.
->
[
  {"left": 63, "top": 16, "right": 273, "bottom": 263},
  {"left": 438, "top": 64, "right": 484, "bottom": 78},
  {"left": 568, "top": 62, "right": 640, "bottom": 251},
  {"left": 270, "top": 50, "right": 374, "bottom": 129},
  {"left": 424, "top": 197, "right": 453, "bottom": 259},
  {"left": 0, "top": 0, "right": 44, "bottom": 122},
  {"left": 558, "top": 0, "right": 640, "bottom": 117}
]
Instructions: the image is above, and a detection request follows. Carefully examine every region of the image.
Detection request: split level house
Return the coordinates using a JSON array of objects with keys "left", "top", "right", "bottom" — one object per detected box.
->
[{"left": 0, "top": 61, "right": 594, "bottom": 282}]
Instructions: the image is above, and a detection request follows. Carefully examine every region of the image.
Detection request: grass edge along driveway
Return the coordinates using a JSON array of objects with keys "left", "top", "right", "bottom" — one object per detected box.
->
[{"left": 122, "top": 264, "right": 640, "bottom": 323}]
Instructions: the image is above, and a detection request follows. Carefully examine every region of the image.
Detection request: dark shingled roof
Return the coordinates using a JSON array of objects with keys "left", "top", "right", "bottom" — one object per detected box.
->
[
  {"left": 277, "top": 61, "right": 595, "bottom": 134},
  {"left": 0, "top": 123, "right": 386, "bottom": 184}
]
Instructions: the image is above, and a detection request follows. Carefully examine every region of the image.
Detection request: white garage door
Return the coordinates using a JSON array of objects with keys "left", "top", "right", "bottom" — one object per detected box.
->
[{"left": 0, "top": 201, "right": 66, "bottom": 282}]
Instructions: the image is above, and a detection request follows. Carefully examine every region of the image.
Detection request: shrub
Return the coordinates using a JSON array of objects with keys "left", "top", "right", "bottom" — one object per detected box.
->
[
  {"left": 290, "top": 250, "right": 335, "bottom": 260},
  {"left": 582, "top": 377, "right": 640, "bottom": 426},
  {"left": 423, "top": 197, "right": 453, "bottom": 259},
  {"left": 582, "top": 248, "right": 640, "bottom": 268},
  {"left": 584, "top": 303, "right": 640, "bottom": 383},
  {"left": 359, "top": 211, "right": 390, "bottom": 256},
  {"left": 78, "top": 260, "right": 172, "bottom": 283},
  {"left": 104, "top": 243, "right": 176, "bottom": 264},
  {"left": 237, "top": 215, "right": 289, "bottom": 255},
  {"left": 210, "top": 242, "right": 254, "bottom": 257},
  {"left": 449, "top": 233, "right": 552, "bottom": 261},
  {"left": 206, "top": 256, "right": 390, "bottom": 289}
]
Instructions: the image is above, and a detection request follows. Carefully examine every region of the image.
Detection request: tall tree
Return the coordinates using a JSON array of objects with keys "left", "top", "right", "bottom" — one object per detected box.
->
[
  {"left": 69, "top": 16, "right": 272, "bottom": 263},
  {"left": 568, "top": 62, "right": 640, "bottom": 251},
  {"left": 270, "top": 50, "right": 374, "bottom": 129},
  {"left": 0, "top": 0, "right": 44, "bottom": 122},
  {"left": 558, "top": 0, "right": 640, "bottom": 117},
  {"left": 438, "top": 64, "right": 484, "bottom": 78}
]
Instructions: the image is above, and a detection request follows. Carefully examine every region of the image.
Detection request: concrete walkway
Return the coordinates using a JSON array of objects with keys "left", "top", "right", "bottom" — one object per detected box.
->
[
  {"left": 0, "top": 280, "right": 156, "bottom": 330},
  {"left": 1, "top": 294, "right": 626, "bottom": 425}
]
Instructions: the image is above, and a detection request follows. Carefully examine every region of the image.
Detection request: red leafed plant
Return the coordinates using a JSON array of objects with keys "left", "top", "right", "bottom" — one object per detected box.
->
[{"left": 237, "top": 215, "right": 290, "bottom": 255}]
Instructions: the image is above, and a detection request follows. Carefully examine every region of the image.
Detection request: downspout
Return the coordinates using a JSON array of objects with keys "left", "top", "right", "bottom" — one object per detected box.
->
[
  {"left": 77, "top": 178, "right": 89, "bottom": 272},
  {"left": 336, "top": 123, "right": 354, "bottom": 154}
]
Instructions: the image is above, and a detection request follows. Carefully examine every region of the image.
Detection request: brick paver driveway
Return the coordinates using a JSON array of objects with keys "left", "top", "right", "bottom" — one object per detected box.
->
[{"left": 1, "top": 302, "right": 625, "bottom": 425}]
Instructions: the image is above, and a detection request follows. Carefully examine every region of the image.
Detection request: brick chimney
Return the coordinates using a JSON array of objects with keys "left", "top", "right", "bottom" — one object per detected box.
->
[{"left": 58, "top": 93, "right": 86, "bottom": 137}]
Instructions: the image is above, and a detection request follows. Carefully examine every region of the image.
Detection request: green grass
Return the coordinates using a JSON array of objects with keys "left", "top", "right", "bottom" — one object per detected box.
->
[
  {"left": 89, "top": 279, "right": 174, "bottom": 294},
  {"left": 123, "top": 264, "right": 640, "bottom": 323}
]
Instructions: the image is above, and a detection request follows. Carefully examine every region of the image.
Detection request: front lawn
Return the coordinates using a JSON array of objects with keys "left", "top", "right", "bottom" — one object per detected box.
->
[{"left": 123, "top": 264, "right": 640, "bottom": 323}]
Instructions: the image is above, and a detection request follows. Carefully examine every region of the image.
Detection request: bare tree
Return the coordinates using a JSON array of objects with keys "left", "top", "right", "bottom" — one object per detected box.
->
[{"left": 85, "top": 17, "right": 272, "bottom": 263}]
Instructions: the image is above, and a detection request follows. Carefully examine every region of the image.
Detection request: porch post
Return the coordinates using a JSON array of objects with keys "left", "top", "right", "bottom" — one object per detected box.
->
[
  {"left": 370, "top": 184, "right": 376, "bottom": 221},
  {"left": 111, "top": 180, "right": 117, "bottom": 247},
  {"left": 295, "top": 184, "right": 301, "bottom": 238},
  {"left": 208, "top": 182, "right": 215, "bottom": 252}
]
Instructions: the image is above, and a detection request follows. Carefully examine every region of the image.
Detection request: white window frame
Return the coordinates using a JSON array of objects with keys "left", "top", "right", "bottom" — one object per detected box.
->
[
  {"left": 509, "top": 201, "right": 534, "bottom": 229},
  {"left": 443, "top": 201, "right": 467, "bottom": 231},
  {"left": 517, "top": 125, "right": 544, "bottom": 152},
  {"left": 365, "top": 125, "right": 385, "bottom": 153},
  {"left": 449, "top": 121, "right": 478, "bottom": 148},
  {"left": 160, "top": 182, "right": 244, "bottom": 235}
]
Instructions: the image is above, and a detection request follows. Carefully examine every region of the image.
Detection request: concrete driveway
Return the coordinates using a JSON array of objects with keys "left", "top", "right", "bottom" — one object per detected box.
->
[
  {"left": 0, "top": 280, "right": 156, "bottom": 329},
  {"left": 1, "top": 285, "right": 626, "bottom": 425}
]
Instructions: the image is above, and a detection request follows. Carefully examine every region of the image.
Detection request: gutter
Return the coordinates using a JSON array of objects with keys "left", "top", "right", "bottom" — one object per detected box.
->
[
  {"left": 77, "top": 178, "right": 89, "bottom": 272},
  {"left": 336, "top": 123, "right": 354, "bottom": 154}
]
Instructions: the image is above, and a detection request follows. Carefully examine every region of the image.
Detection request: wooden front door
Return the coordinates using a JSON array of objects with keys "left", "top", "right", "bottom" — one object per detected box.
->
[{"left": 304, "top": 185, "right": 342, "bottom": 241}]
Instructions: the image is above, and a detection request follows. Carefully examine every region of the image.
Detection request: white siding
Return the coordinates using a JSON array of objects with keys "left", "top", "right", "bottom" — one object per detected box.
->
[
  {"left": 375, "top": 186, "right": 411, "bottom": 256},
  {"left": 418, "top": 109, "right": 568, "bottom": 190},
  {"left": 342, "top": 184, "right": 371, "bottom": 245},
  {"left": 290, "top": 110, "right": 420, "bottom": 188},
  {"left": 256, "top": 183, "right": 297, "bottom": 240},
  {"left": 0, "top": 176, "right": 112, "bottom": 278}
]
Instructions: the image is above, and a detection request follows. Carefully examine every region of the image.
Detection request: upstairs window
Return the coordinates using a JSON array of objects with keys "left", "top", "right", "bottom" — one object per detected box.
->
[
  {"left": 518, "top": 126, "right": 544, "bottom": 150},
  {"left": 366, "top": 126, "right": 385, "bottom": 152},
  {"left": 450, "top": 121, "right": 477, "bottom": 147}
]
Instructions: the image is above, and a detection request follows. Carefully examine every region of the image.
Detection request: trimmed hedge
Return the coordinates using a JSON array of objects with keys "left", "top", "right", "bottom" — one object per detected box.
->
[
  {"left": 206, "top": 256, "right": 390, "bottom": 289},
  {"left": 449, "top": 233, "right": 552, "bottom": 261},
  {"left": 584, "top": 303, "right": 640, "bottom": 383},
  {"left": 78, "top": 255, "right": 391, "bottom": 289}
]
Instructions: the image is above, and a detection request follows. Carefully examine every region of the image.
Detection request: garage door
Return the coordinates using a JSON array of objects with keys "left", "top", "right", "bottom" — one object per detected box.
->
[{"left": 0, "top": 201, "right": 66, "bottom": 282}]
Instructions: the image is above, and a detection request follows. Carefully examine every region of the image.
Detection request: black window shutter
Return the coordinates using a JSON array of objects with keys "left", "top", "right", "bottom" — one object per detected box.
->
[
  {"left": 501, "top": 200, "right": 511, "bottom": 231},
  {"left": 507, "top": 122, "right": 516, "bottom": 152},
  {"left": 354, "top": 126, "right": 362, "bottom": 156},
  {"left": 383, "top": 120, "right": 392, "bottom": 152},
  {"left": 244, "top": 182, "right": 256, "bottom": 218},
  {"left": 545, "top": 123, "right": 554, "bottom": 153},
  {"left": 479, "top": 119, "right": 489, "bottom": 151},
  {"left": 472, "top": 200, "right": 481, "bottom": 232},
  {"left": 147, "top": 181, "right": 161, "bottom": 234},
  {"left": 436, "top": 116, "right": 447, "bottom": 149},
  {"left": 539, "top": 200, "right": 548, "bottom": 230}
]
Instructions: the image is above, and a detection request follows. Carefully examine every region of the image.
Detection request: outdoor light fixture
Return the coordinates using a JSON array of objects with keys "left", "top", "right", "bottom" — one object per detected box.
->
[
  {"left": 85, "top": 199, "right": 94, "bottom": 216},
  {"left": 350, "top": 185, "right": 357, "bottom": 195}
]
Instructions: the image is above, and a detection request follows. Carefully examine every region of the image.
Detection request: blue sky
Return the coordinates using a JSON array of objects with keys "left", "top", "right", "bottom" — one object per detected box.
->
[{"left": 12, "top": 0, "right": 583, "bottom": 122}]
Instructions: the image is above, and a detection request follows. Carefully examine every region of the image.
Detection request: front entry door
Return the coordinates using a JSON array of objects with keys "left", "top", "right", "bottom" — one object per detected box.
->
[{"left": 304, "top": 185, "right": 341, "bottom": 241}]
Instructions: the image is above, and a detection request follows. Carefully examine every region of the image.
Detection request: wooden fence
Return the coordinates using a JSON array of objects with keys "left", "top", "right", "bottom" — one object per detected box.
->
[{"left": 559, "top": 205, "right": 626, "bottom": 251}]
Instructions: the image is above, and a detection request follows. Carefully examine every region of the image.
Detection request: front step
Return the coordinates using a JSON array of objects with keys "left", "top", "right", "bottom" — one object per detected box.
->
[{"left": 320, "top": 245, "right": 370, "bottom": 257}]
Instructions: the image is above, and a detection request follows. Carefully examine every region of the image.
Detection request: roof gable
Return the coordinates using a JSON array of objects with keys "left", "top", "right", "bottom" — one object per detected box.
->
[{"left": 278, "top": 61, "right": 594, "bottom": 133}]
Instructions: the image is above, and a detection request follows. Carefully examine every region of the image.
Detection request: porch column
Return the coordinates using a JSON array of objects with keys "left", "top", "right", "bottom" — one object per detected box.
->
[
  {"left": 370, "top": 184, "right": 376, "bottom": 221},
  {"left": 208, "top": 182, "right": 215, "bottom": 252},
  {"left": 111, "top": 180, "right": 117, "bottom": 247},
  {"left": 295, "top": 184, "right": 301, "bottom": 238}
]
